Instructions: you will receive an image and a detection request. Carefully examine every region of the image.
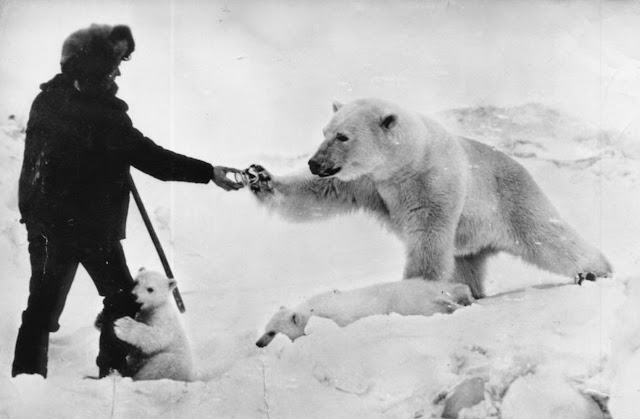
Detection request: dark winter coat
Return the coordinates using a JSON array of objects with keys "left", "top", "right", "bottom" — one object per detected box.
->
[{"left": 19, "top": 73, "right": 214, "bottom": 243}]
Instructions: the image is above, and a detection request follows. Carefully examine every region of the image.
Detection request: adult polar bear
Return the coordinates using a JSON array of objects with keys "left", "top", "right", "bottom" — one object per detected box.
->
[{"left": 250, "top": 98, "right": 611, "bottom": 298}]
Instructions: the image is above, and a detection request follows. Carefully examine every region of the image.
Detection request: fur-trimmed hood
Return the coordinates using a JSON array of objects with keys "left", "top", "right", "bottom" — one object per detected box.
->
[{"left": 60, "top": 24, "right": 135, "bottom": 81}]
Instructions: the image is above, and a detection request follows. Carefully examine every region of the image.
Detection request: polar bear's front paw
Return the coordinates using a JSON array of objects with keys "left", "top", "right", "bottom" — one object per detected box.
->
[
  {"left": 114, "top": 316, "right": 137, "bottom": 342},
  {"left": 246, "top": 164, "right": 274, "bottom": 195}
]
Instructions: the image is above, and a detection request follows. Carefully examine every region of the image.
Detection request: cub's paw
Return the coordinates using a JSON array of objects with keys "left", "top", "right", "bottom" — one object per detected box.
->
[
  {"left": 449, "top": 284, "right": 475, "bottom": 306},
  {"left": 114, "top": 316, "right": 137, "bottom": 342},
  {"left": 436, "top": 284, "right": 474, "bottom": 313}
]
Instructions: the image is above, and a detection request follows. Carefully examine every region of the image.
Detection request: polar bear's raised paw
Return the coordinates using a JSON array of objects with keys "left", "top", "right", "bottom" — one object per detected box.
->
[{"left": 245, "top": 164, "right": 274, "bottom": 194}]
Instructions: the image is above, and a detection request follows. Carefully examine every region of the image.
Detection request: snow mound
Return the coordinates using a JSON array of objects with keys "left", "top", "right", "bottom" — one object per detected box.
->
[
  {"left": 0, "top": 115, "right": 27, "bottom": 277},
  {"left": 501, "top": 373, "right": 602, "bottom": 419},
  {"left": 438, "top": 103, "right": 640, "bottom": 183},
  {"left": 608, "top": 278, "right": 640, "bottom": 419}
]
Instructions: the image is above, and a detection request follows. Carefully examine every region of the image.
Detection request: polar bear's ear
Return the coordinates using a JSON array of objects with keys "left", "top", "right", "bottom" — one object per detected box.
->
[
  {"left": 291, "top": 313, "right": 301, "bottom": 326},
  {"left": 332, "top": 101, "right": 343, "bottom": 113},
  {"left": 380, "top": 114, "right": 398, "bottom": 130},
  {"left": 138, "top": 267, "right": 146, "bottom": 273},
  {"left": 168, "top": 279, "right": 177, "bottom": 290}
]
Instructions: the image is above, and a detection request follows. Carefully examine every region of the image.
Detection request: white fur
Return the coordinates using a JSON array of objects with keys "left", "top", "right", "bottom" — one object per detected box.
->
[
  {"left": 114, "top": 270, "right": 193, "bottom": 381},
  {"left": 256, "top": 280, "right": 473, "bottom": 347},
  {"left": 252, "top": 98, "right": 612, "bottom": 298}
]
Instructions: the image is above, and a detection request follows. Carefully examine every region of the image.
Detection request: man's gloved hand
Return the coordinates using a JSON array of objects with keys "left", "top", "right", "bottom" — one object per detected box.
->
[{"left": 212, "top": 166, "right": 244, "bottom": 191}]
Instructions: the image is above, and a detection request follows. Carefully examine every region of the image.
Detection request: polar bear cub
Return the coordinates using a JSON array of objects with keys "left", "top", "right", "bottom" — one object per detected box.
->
[
  {"left": 256, "top": 280, "right": 473, "bottom": 347},
  {"left": 114, "top": 269, "right": 193, "bottom": 381}
]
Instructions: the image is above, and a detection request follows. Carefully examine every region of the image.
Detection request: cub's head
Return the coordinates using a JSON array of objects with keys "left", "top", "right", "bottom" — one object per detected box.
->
[
  {"left": 255, "top": 306, "right": 309, "bottom": 348},
  {"left": 131, "top": 268, "right": 176, "bottom": 311},
  {"left": 308, "top": 98, "right": 419, "bottom": 181}
]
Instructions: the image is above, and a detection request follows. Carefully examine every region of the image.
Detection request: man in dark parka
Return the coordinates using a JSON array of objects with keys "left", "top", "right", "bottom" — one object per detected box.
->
[{"left": 12, "top": 24, "right": 243, "bottom": 378}]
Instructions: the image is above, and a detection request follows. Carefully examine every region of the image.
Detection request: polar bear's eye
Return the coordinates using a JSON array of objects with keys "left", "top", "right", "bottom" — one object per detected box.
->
[
  {"left": 267, "top": 331, "right": 276, "bottom": 337},
  {"left": 335, "top": 133, "right": 349, "bottom": 142},
  {"left": 147, "top": 287, "right": 154, "bottom": 293}
]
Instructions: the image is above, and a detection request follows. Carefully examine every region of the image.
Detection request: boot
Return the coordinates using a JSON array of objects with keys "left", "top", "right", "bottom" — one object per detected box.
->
[
  {"left": 12, "top": 323, "right": 49, "bottom": 378},
  {"left": 96, "top": 291, "right": 139, "bottom": 377},
  {"left": 97, "top": 330, "right": 130, "bottom": 378}
]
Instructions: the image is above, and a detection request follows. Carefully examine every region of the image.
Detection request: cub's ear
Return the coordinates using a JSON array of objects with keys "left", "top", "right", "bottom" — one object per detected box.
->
[
  {"left": 138, "top": 267, "right": 146, "bottom": 273},
  {"left": 291, "top": 313, "right": 300, "bottom": 326},
  {"left": 332, "top": 101, "right": 343, "bottom": 113},
  {"left": 380, "top": 114, "right": 398, "bottom": 130},
  {"left": 168, "top": 279, "right": 177, "bottom": 290}
]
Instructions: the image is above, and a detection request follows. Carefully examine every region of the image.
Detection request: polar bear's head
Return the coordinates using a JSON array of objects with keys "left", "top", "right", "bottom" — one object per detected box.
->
[
  {"left": 308, "top": 98, "right": 425, "bottom": 181},
  {"left": 255, "top": 306, "right": 310, "bottom": 348},
  {"left": 131, "top": 268, "right": 177, "bottom": 312}
]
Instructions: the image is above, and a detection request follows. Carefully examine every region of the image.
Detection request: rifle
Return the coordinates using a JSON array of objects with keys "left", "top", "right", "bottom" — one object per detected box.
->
[{"left": 127, "top": 172, "right": 186, "bottom": 313}]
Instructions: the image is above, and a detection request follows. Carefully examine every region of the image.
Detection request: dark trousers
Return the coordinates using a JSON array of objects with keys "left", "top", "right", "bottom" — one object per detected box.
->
[{"left": 12, "top": 229, "right": 140, "bottom": 378}]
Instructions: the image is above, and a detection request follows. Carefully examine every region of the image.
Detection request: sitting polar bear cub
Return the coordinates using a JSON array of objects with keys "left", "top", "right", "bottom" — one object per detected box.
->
[
  {"left": 114, "top": 269, "right": 193, "bottom": 381},
  {"left": 256, "top": 280, "right": 473, "bottom": 347}
]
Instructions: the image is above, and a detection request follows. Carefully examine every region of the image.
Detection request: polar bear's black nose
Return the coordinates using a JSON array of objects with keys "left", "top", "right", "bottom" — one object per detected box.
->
[
  {"left": 308, "top": 159, "right": 321, "bottom": 175},
  {"left": 309, "top": 158, "right": 341, "bottom": 177}
]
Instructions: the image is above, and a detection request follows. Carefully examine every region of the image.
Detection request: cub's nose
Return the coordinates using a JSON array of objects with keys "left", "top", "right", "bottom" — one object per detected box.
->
[{"left": 308, "top": 159, "right": 321, "bottom": 175}]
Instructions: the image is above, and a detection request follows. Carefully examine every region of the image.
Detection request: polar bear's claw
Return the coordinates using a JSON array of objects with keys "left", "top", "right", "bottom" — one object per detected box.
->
[
  {"left": 575, "top": 272, "right": 597, "bottom": 285},
  {"left": 246, "top": 164, "right": 274, "bottom": 193}
]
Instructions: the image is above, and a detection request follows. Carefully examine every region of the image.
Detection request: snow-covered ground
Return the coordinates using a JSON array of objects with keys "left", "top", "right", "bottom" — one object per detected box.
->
[{"left": 1, "top": 1, "right": 640, "bottom": 418}]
